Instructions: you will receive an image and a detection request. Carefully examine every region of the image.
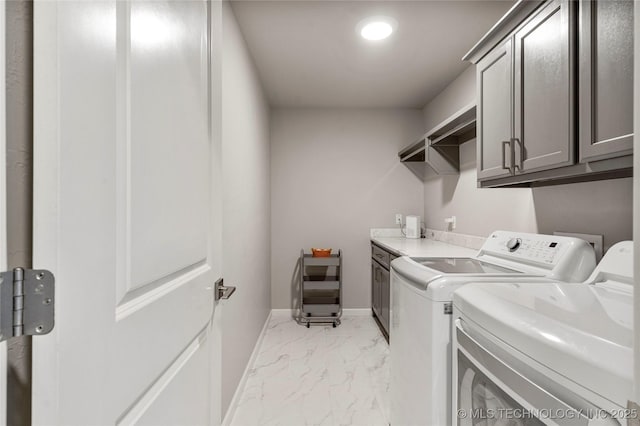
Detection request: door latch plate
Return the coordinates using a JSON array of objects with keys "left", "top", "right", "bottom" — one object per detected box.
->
[{"left": 215, "top": 278, "right": 236, "bottom": 301}]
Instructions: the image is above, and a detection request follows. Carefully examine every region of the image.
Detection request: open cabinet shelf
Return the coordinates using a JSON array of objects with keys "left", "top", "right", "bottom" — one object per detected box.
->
[
  {"left": 398, "top": 103, "right": 477, "bottom": 179},
  {"left": 428, "top": 104, "right": 477, "bottom": 147}
]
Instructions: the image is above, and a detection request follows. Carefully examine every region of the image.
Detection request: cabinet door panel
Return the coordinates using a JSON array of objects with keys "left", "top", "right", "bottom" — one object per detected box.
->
[
  {"left": 371, "top": 262, "right": 377, "bottom": 314},
  {"left": 380, "top": 267, "right": 390, "bottom": 332},
  {"left": 514, "top": 0, "right": 575, "bottom": 173},
  {"left": 477, "top": 39, "right": 513, "bottom": 180},
  {"left": 579, "top": 0, "right": 633, "bottom": 162},
  {"left": 372, "top": 262, "right": 382, "bottom": 317}
]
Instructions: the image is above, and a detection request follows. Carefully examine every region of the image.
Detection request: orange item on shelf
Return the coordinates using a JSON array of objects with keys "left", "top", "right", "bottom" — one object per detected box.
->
[{"left": 311, "top": 248, "right": 332, "bottom": 257}]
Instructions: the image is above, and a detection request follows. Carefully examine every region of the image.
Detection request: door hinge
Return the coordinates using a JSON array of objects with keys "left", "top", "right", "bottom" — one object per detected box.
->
[
  {"left": 444, "top": 302, "right": 453, "bottom": 315},
  {"left": 0, "top": 268, "right": 55, "bottom": 342}
]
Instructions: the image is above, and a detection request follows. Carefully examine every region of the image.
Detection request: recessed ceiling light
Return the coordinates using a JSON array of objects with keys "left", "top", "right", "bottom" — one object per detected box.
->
[{"left": 357, "top": 17, "right": 397, "bottom": 41}]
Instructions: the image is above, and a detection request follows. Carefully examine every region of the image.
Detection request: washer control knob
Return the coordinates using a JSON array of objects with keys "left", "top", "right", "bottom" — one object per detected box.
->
[{"left": 506, "top": 238, "right": 521, "bottom": 252}]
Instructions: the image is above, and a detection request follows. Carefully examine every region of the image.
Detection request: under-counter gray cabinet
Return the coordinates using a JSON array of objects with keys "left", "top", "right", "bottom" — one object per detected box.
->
[
  {"left": 579, "top": 0, "right": 634, "bottom": 162},
  {"left": 371, "top": 262, "right": 381, "bottom": 318},
  {"left": 371, "top": 243, "right": 395, "bottom": 341},
  {"left": 513, "top": 0, "right": 574, "bottom": 174},
  {"left": 380, "top": 267, "right": 390, "bottom": 330},
  {"left": 476, "top": 39, "right": 513, "bottom": 180}
]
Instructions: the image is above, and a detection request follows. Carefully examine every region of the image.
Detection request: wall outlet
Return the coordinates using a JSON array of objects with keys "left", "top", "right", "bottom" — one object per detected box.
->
[
  {"left": 395, "top": 213, "right": 403, "bottom": 225},
  {"left": 444, "top": 215, "right": 456, "bottom": 230}
]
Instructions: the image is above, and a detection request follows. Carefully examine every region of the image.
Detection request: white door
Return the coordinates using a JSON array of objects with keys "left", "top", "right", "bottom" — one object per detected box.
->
[
  {"left": 32, "top": 0, "right": 222, "bottom": 424},
  {"left": 0, "top": 3, "right": 7, "bottom": 424}
]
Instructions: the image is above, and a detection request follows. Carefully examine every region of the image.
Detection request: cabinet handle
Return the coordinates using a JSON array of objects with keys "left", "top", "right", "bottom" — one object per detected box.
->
[
  {"left": 501, "top": 140, "right": 510, "bottom": 172},
  {"left": 512, "top": 138, "right": 524, "bottom": 171},
  {"left": 501, "top": 140, "right": 514, "bottom": 175}
]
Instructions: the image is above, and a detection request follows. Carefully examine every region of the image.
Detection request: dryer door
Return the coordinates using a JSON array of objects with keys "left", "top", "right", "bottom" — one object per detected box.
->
[
  {"left": 457, "top": 350, "right": 545, "bottom": 426},
  {"left": 454, "top": 320, "right": 620, "bottom": 426}
]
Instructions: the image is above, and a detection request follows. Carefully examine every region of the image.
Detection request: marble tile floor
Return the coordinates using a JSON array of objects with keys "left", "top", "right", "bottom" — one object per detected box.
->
[{"left": 229, "top": 312, "right": 390, "bottom": 426}]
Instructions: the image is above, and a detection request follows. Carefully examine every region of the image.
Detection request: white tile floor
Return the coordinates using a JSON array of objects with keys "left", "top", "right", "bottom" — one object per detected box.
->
[{"left": 229, "top": 312, "right": 390, "bottom": 426}]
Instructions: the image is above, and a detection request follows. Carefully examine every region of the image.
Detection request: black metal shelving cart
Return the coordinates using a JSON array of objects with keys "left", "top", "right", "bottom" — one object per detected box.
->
[{"left": 296, "top": 249, "right": 342, "bottom": 328}]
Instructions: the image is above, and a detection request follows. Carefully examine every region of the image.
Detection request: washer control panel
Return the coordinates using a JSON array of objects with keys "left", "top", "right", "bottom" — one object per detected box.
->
[
  {"left": 478, "top": 231, "right": 597, "bottom": 282},
  {"left": 513, "top": 239, "right": 561, "bottom": 264},
  {"left": 483, "top": 232, "right": 568, "bottom": 265}
]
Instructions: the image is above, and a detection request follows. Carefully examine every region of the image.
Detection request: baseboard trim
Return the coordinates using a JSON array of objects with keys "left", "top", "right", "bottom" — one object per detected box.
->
[
  {"left": 270, "top": 308, "right": 371, "bottom": 317},
  {"left": 342, "top": 308, "right": 371, "bottom": 316},
  {"left": 270, "top": 308, "right": 295, "bottom": 317},
  {"left": 221, "top": 310, "right": 272, "bottom": 426}
]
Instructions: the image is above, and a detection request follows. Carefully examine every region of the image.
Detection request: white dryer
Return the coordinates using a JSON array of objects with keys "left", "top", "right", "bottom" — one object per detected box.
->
[
  {"left": 452, "top": 241, "right": 633, "bottom": 426},
  {"left": 389, "top": 231, "right": 596, "bottom": 426}
]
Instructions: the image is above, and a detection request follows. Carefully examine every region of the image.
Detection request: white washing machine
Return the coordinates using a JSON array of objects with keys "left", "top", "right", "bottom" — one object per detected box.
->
[
  {"left": 389, "top": 231, "right": 596, "bottom": 426},
  {"left": 452, "top": 241, "right": 633, "bottom": 426}
]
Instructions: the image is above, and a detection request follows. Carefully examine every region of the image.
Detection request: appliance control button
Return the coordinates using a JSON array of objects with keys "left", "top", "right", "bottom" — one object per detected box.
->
[{"left": 506, "top": 238, "right": 521, "bottom": 252}]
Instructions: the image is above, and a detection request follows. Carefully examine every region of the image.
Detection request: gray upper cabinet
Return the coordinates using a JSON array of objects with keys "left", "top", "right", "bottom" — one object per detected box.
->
[
  {"left": 476, "top": 0, "right": 575, "bottom": 181},
  {"left": 465, "top": 0, "right": 633, "bottom": 187},
  {"left": 513, "top": 0, "right": 575, "bottom": 174},
  {"left": 579, "top": 0, "right": 634, "bottom": 162},
  {"left": 477, "top": 39, "right": 513, "bottom": 180}
]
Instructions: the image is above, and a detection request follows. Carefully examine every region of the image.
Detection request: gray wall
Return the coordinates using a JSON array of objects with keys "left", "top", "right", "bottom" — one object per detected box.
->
[
  {"left": 221, "top": 4, "right": 271, "bottom": 417},
  {"left": 422, "top": 66, "right": 632, "bottom": 252},
  {"left": 6, "top": 2, "right": 32, "bottom": 425},
  {"left": 423, "top": 66, "right": 476, "bottom": 132},
  {"left": 270, "top": 108, "right": 424, "bottom": 309}
]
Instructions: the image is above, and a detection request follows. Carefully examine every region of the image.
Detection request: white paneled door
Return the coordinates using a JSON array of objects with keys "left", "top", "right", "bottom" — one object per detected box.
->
[
  {"left": 0, "top": 3, "right": 7, "bottom": 424},
  {"left": 32, "top": 0, "right": 221, "bottom": 424}
]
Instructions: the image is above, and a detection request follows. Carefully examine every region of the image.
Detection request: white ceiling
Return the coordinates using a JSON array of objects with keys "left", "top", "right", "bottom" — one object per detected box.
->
[{"left": 230, "top": 0, "right": 514, "bottom": 108}]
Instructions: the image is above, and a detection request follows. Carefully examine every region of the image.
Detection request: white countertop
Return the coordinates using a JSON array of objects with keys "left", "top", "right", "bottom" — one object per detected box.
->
[{"left": 371, "top": 237, "right": 478, "bottom": 258}]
